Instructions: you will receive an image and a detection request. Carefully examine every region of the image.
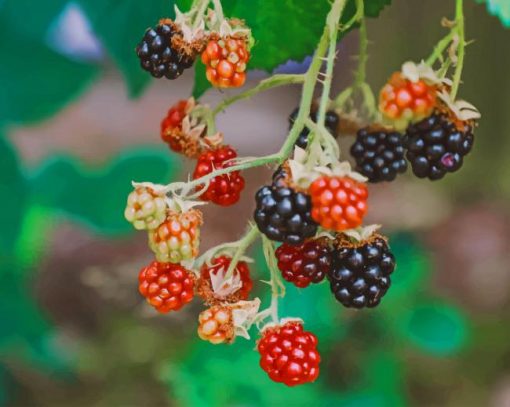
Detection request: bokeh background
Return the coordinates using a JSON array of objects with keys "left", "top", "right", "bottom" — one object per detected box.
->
[{"left": 1, "top": 0, "right": 510, "bottom": 406}]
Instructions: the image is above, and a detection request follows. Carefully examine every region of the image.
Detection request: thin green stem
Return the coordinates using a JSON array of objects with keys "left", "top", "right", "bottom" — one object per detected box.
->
[
  {"left": 354, "top": 12, "right": 367, "bottom": 87},
  {"left": 212, "top": 74, "right": 305, "bottom": 116},
  {"left": 224, "top": 224, "right": 259, "bottom": 279},
  {"left": 191, "top": 0, "right": 210, "bottom": 29},
  {"left": 425, "top": 31, "right": 454, "bottom": 66},
  {"left": 317, "top": 0, "right": 347, "bottom": 126},
  {"left": 450, "top": 0, "right": 465, "bottom": 100},
  {"left": 261, "top": 236, "right": 285, "bottom": 324},
  {"left": 211, "top": 0, "right": 225, "bottom": 22}
]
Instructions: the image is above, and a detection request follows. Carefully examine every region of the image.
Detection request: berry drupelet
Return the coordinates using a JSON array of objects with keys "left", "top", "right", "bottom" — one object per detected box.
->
[
  {"left": 405, "top": 113, "right": 474, "bottom": 180},
  {"left": 328, "top": 235, "right": 396, "bottom": 309},
  {"left": 350, "top": 128, "right": 408, "bottom": 183},
  {"left": 136, "top": 22, "right": 195, "bottom": 79}
]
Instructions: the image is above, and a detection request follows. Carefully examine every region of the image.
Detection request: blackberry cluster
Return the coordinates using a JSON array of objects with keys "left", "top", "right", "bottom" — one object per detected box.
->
[
  {"left": 288, "top": 108, "right": 340, "bottom": 149},
  {"left": 136, "top": 23, "right": 194, "bottom": 79},
  {"left": 350, "top": 128, "right": 407, "bottom": 183},
  {"left": 405, "top": 113, "right": 475, "bottom": 180},
  {"left": 328, "top": 236, "right": 395, "bottom": 309},
  {"left": 254, "top": 175, "right": 318, "bottom": 245}
]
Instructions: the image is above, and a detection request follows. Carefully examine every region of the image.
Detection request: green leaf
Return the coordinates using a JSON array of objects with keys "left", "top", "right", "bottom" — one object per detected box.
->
[
  {"left": 161, "top": 339, "right": 325, "bottom": 407},
  {"left": 0, "top": 136, "right": 27, "bottom": 256},
  {"left": 78, "top": 0, "right": 176, "bottom": 97},
  {"left": 193, "top": 0, "right": 391, "bottom": 97},
  {"left": 28, "top": 147, "right": 180, "bottom": 235},
  {"left": 476, "top": 0, "right": 510, "bottom": 27},
  {"left": 0, "top": 0, "right": 68, "bottom": 41},
  {"left": 192, "top": 59, "right": 211, "bottom": 99},
  {"left": 0, "top": 25, "right": 98, "bottom": 126},
  {"left": 398, "top": 302, "right": 468, "bottom": 356}
]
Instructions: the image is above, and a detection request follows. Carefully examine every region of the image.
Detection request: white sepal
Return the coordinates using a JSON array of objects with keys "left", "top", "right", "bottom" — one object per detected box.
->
[
  {"left": 231, "top": 298, "right": 261, "bottom": 340},
  {"left": 209, "top": 266, "right": 243, "bottom": 298},
  {"left": 342, "top": 224, "right": 381, "bottom": 242},
  {"left": 437, "top": 90, "right": 481, "bottom": 122},
  {"left": 401, "top": 60, "right": 451, "bottom": 86}
]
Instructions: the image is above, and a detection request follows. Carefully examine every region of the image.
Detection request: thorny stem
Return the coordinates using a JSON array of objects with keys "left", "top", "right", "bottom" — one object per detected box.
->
[
  {"left": 450, "top": 0, "right": 465, "bottom": 100},
  {"left": 212, "top": 74, "right": 305, "bottom": 116},
  {"left": 261, "top": 236, "right": 285, "bottom": 324},
  {"left": 224, "top": 224, "right": 260, "bottom": 279},
  {"left": 425, "top": 31, "right": 455, "bottom": 66},
  {"left": 211, "top": 0, "right": 225, "bottom": 23},
  {"left": 191, "top": 0, "right": 210, "bottom": 29},
  {"left": 180, "top": 0, "right": 348, "bottom": 194},
  {"left": 316, "top": 0, "right": 347, "bottom": 126}
]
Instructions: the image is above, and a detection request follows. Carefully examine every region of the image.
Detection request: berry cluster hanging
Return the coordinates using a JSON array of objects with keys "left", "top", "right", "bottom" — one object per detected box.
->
[{"left": 126, "top": 0, "right": 480, "bottom": 387}]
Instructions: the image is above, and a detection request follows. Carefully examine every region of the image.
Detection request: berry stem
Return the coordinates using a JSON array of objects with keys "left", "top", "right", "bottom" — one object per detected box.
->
[
  {"left": 450, "top": 0, "right": 466, "bottom": 100},
  {"left": 212, "top": 74, "right": 305, "bottom": 116},
  {"left": 164, "top": 0, "right": 349, "bottom": 195},
  {"left": 211, "top": 0, "right": 225, "bottom": 23},
  {"left": 191, "top": 0, "right": 210, "bottom": 29},
  {"left": 316, "top": 0, "right": 348, "bottom": 127},
  {"left": 224, "top": 223, "right": 260, "bottom": 280},
  {"left": 261, "top": 236, "right": 286, "bottom": 324},
  {"left": 425, "top": 31, "right": 455, "bottom": 67}
]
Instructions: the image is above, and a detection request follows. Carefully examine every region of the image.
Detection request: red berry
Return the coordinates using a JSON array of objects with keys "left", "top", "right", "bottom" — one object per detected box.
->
[
  {"left": 161, "top": 100, "right": 188, "bottom": 151},
  {"left": 201, "top": 36, "right": 249, "bottom": 88},
  {"left": 192, "top": 145, "right": 245, "bottom": 206},
  {"left": 379, "top": 72, "right": 437, "bottom": 126},
  {"left": 198, "top": 255, "right": 253, "bottom": 304},
  {"left": 257, "top": 321, "right": 320, "bottom": 386},
  {"left": 138, "top": 261, "right": 195, "bottom": 313},
  {"left": 275, "top": 240, "right": 332, "bottom": 288},
  {"left": 309, "top": 176, "right": 368, "bottom": 231}
]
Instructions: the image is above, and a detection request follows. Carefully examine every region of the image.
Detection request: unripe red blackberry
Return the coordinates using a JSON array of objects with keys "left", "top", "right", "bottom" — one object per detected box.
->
[
  {"left": 136, "top": 22, "right": 195, "bottom": 79},
  {"left": 350, "top": 128, "right": 407, "bottom": 183},
  {"left": 275, "top": 239, "right": 332, "bottom": 288},
  {"left": 138, "top": 261, "right": 195, "bottom": 313},
  {"left": 328, "top": 234, "right": 395, "bottom": 309},
  {"left": 405, "top": 113, "right": 474, "bottom": 180},
  {"left": 257, "top": 320, "right": 320, "bottom": 386}
]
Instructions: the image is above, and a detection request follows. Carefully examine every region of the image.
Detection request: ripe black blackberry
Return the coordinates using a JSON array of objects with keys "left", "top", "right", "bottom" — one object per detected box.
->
[
  {"left": 136, "top": 22, "right": 195, "bottom": 80},
  {"left": 405, "top": 113, "right": 475, "bottom": 180},
  {"left": 254, "top": 180, "right": 318, "bottom": 245},
  {"left": 288, "top": 108, "right": 340, "bottom": 149},
  {"left": 328, "top": 235, "right": 395, "bottom": 309},
  {"left": 350, "top": 128, "right": 407, "bottom": 183}
]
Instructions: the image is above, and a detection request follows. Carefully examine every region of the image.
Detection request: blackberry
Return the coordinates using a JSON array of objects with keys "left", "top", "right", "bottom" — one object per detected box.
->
[
  {"left": 405, "top": 113, "right": 474, "bottom": 180},
  {"left": 288, "top": 108, "right": 340, "bottom": 149},
  {"left": 350, "top": 128, "right": 407, "bottom": 183},
  {"left": 275, "top": 240, "right": 332, "bottom": 288},
  {"left": 254, "top": 183, "right": 318, "bottom": 246},
  {"left": 328, "top": 235, "right": 395, "bottom": 309},
  {"left": 136, "top": 23, "right": 195, "bottom": 79}
]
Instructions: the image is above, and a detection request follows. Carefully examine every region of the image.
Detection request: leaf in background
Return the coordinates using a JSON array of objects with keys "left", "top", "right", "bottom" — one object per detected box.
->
[
  {"left": 28, "top": 148, "right": 180, "bottom": 235},
  {"left": 192, "top": 60, "right": 211, "bottom": 99},
  {"left": 0, "top": 25, "right": 98, "bottom": 127},
  {"left": 0, "top": 0, "right": 68, "bottom": 41},
  {"left": 78, "top": 0, "right": 176, "bottom": 97},
  {"left": 476, "top": 0, "right": 510, "bottom": 27},
  {"left": 398, "top": 302, "right": 468, "bottom": 356},
  {"left": 192, "top": 0, "right": 392, "bottom": 97},
  {"left": 0, "top": 136, "right": 27, "bottom": 256},
  {"left": 14, "top": 206, "right": 56, "bottom": 272},
  {"left": 161, "top": 339, "right": 325, "bottom": 407},
  {"left": 379, "top": 233, "right": 430, "bottom": 307}
]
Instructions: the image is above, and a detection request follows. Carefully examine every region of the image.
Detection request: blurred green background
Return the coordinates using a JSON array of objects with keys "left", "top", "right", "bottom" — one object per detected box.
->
[{"left": 1, "top": 0, "right": 510, "bottom": 406}]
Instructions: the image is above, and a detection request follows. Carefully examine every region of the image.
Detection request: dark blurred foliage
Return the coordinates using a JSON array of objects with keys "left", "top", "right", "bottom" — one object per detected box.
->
[{"left": 0, "top": 0, "right": 509, "bottom": 406}]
